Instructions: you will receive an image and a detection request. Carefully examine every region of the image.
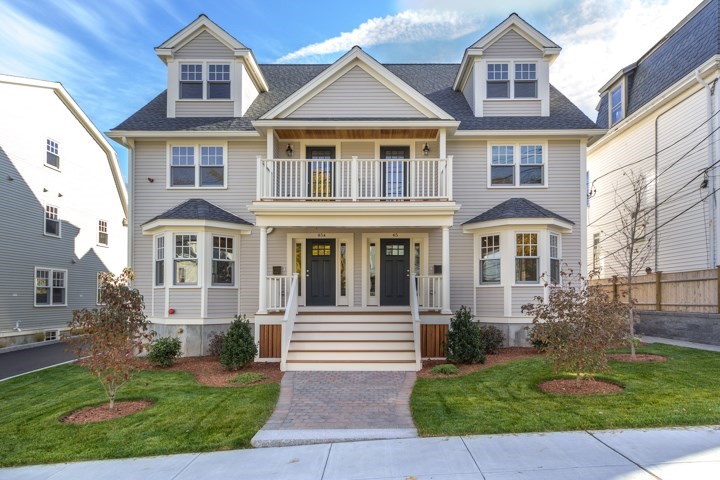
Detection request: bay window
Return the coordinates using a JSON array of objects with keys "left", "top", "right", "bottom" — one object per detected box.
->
[
  {"left": 515, "top": 233, "right": 539, "bottom": 284},
  {"left": 174, "top": 234, "right": 198, "bottom": 285},
  {"left": 550, "top": 233, "right": 560, "bottom": 285},
  {"left": 479, "top": 235, "right": 501, "bottom": 284},
  {"left": 212, "top": 235, "right": 234, "bottom": 285},
  {"left": 155, "top": 235, "right": 165, "bottom": 286}
]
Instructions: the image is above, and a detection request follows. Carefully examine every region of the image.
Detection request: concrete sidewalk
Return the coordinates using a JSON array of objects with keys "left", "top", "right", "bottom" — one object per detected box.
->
[{"left": 3, "top": 426, "right": 719, "bottom": 479}]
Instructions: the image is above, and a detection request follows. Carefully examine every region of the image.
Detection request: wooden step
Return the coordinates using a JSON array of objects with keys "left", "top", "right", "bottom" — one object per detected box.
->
[{"left": 286, "top": 359, "right": 416, "bottom": 364}]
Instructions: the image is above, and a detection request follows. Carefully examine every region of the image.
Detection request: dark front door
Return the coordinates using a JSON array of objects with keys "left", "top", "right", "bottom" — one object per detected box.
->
[
  {"left": 381, "top": 146, "right": 410, "bottom": 198},
  {"left": 380, "top": 238, "right": 410, "bottom": 306},
  {"left": 307, "top": 146, "right": 336, "bottom": 198},
  {"left": 306, "top": 239, "right": 336, "bottom": 306}
]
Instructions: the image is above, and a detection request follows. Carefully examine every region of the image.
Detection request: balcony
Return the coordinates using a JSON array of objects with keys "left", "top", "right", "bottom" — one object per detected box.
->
[{"left": 256, "top": 156, "right": 453, "bottom": 202}]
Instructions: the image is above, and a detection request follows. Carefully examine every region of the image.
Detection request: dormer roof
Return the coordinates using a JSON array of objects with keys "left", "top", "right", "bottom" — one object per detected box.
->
[
  {"left": 154, "top": 14, "right": 268, "bottom": 93},
  {"left": 453, "top": 13, "right": 562, "bottom": 91}
]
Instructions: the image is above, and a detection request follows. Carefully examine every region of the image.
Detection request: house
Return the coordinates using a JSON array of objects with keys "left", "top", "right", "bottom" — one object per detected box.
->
[
  {"left": 108, "top": 13, "right": 602, "bottom": 370},
  {"left": 588, "top": 0, "right": 720, "bottom": 281},
  {"left": 0, "top": 75, "right": 128, "bottom": 347}
]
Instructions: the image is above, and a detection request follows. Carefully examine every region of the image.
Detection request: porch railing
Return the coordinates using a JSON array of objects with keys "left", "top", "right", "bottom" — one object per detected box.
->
[
  {"left": 267, "top": 275, "right": 291, "bottom": 311},
  {"left": 280, "top": 273, "right": 299, "bottom": 372},
  {"left": 416, "top": 275, "right": 443, "bottom": 311},
  {"left": 257, "top": 156, "right": 453, "bottom": 201},
  {"left": 409, "top": 274, "right": 422, "bottom": 370}
]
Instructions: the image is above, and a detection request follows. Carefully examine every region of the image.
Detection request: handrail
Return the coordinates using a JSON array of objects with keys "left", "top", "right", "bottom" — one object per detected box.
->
[
  {"left": 416, "top": 275, "right": 443, "bottom": 310},
  {"left": 410, "top": 274, "right": 422, "bottom": 370},
  {"left": 280, "top": 273, "right": 299, "bottom": 372}
]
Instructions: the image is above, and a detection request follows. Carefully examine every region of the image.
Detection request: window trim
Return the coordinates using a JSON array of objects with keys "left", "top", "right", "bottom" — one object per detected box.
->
[
  {"left": 514, "top": 232, "right": 540, "bottom": 285},
  {"left": 44, "top": 205, "right": 62, "bottom": 238},
  {"left": 478, "top": 233, "right": 501, "bottom": 286},
  {"left": 609, "top": 81, "right": 625, "bottom": 127},
  {"left": 173, "top": 233, "right": 199, "bottom": 286},
  {"left": 177, "top": 61, "right": 233, "bottom": 102},
  {"left": 97, "top": 219, "right": 109, "bottom": 247},
  {"left": 34, "top": 267, "right": 68, "bottom": 307},
  {"left": 549, "top": 232, "right": 561, "bottom": 285},
  {"left": 154, "top": 234, "right": 165, "bottom": 287},
  {"left": 485, "top": 60, "right": 539, "bottom": 100},
  {"left": 211, "top": 234, "right": 235, "bottom": 287},
  {"left": 45, "top": 138, "right": 60, "bottom": 171},
  {"left": 487, "top": 141, "right": 548, "bottom": 189},
  {"left": 167, "top": 142, "right": 228, "bottom": 189}
]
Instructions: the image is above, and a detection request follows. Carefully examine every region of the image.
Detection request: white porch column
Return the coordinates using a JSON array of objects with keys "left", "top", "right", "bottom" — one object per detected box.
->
[
  {"left": 442, "top": 226, "right": 452, "bottom": 314},
  {"left": 258, "top": 226, "right": 268, "bottom": 314}
]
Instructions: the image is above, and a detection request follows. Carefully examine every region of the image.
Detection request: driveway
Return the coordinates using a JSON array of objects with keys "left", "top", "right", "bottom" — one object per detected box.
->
[{"left": 0, "top": 341, "right": 77, "bottom": 380}]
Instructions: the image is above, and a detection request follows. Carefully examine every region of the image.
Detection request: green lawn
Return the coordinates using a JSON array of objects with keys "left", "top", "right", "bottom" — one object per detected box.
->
[
  {"left": 0, "top": 365, "right": 279, "bottom": 467},
  {"left": 411, "top": 344, "right": 720, "bottom": 436}
]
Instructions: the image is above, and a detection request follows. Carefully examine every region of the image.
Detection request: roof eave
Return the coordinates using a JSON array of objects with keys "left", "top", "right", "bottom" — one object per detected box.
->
[{"left": 462, "top": 217, "right": 573, "bottom": 233}]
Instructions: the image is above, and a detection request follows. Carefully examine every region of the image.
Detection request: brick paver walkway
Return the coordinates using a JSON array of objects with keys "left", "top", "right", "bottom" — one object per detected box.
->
[{"left": 263, "top": 372, "right": 416, "bottom": 430}]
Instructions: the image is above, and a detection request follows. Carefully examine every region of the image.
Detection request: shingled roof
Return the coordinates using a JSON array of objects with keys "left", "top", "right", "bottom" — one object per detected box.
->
[
  {"left": 113, "top": 63, "right": 598, "bottom": 132},
  {"left": 143, "top": 199, "right": 252, "bottom": 226},
  {"left": 463, "top": 198, "right": 574, "bottom": 225},
  {"left": 596, "top": 0, "right": 720, "bottom": 128}
]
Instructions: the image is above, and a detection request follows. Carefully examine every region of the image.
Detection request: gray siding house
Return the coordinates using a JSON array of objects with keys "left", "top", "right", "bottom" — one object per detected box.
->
[
  {"left": 109, "top": 13, "right": 602, "bottom": 370},
  {"left": 0, "top": 75, "right": 128, "bottom": 347}
]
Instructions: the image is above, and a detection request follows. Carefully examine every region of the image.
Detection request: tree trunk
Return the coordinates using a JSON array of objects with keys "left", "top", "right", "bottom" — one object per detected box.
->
[
  {"left": 629, "top": 308, "right": 636, "bottom": 357},
  {"left": 109, "top": 395, "right": 115, "bottom": 411}
]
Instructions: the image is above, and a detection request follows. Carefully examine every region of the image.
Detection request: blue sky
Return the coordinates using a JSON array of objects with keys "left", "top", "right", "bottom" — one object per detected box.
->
[{"left": 0, "top": 0, "right": 698, "bottom": 181}]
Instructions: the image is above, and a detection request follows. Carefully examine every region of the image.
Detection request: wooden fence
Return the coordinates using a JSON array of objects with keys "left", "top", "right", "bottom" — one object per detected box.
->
[{"left": 589, "top": 267, "right": 720, "bottom": 314}]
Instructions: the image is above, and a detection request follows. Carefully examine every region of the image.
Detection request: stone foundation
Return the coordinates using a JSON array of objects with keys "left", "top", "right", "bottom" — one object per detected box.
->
[{"left": 150, "top": 322, "right": 236, "bottom": 356}]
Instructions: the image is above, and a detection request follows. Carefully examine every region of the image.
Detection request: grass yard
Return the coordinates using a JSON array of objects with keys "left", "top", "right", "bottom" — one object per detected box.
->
[
  {"left": 411, "top": 344, "right": 720, "bottom": 436},
  {"left": 0, "top": 364, "right": 279, "bottom": 467}
]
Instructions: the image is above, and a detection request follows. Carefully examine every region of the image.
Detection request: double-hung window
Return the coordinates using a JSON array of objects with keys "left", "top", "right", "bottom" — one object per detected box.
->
[
  {"left": 515, "top": 233, "right": 539, "bottom": 284},
  {"left": 170, "top": 145, "right": 225, "bottom": 187},
  {"left": 180, "top": 64, "right": 203, "bottom": 99},
  {"left": 35, "top": 268, "right": 66, "bottom": 306},
  {"left": 610, "top": 84, "right": 623, "bottom": 126},
  {"left": 155, "top": 236, "right": 165, "bottom": 286},
  {"left": 174, "top": 234, "right": 198, "bottom": 285},
  {"left": 487, "top": 62, "right": 538, "bottom": 99},
  {"left": 44, "top": 205, "right": 60, "bottom": 237},
  {"left": 487, "top": 63, "right": 510, "bottom": 98},
  {"left": 514, "top": 63, "right": 537, "bottom": 98},
  {"left": 490, "top": 143, "right": 545, "bottom": 187},
  {"left": 46, "top": 139, "right": 60, "bottom": 169},
  {"left": 550, "top": 233, "right": 560, "bottom": 285},
  {"left": 212, "top": 236, "right": 234, "bottom": 285},
  {"left": 98, "top": 220, "right": 108, "bottom": 246},
  {"left": 207, "top": 64, "right": 231, "bottom": 99},
  {"left": 479, "top": 235, "right": 501, "bottom": 284}
]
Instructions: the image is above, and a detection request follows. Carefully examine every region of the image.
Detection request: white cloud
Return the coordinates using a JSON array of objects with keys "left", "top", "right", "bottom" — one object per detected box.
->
[
  {"left": 396, "top": 0, "right": 566, "bottom": 16},
  {"left": 277, "top": 10, "right": 481, "bottom": 63},
  {"left": 549, "top": 0, "right": 698, "bottom": 118}
]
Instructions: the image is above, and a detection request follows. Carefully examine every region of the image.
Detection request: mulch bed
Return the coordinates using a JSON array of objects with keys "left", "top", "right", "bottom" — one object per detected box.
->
[
  {"left": 140, "top": 356, "right": 283, "bottom": 387},
  {"left": 61, "top": 401, "right": 153, "bottom": 424},
  {"left": 538, "top": 379, "right": 624, "bottom": 395},
  {"left": 418, "top": 347, "right": 542, "bottom": 378},
  {"left": 607, "top": 354, "right": 667, "bottom": 363}
]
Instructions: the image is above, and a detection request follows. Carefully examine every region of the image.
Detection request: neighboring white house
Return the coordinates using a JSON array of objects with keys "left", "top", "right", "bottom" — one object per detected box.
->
[
  {"left": 0, "top": 75, "right": 128, "bottom": 347},
  {"left": 588, "top": 0, "right": 720, "bottom": 278},
  {"left": 109, "top": 13, "right": 603, "bottom": 370}
]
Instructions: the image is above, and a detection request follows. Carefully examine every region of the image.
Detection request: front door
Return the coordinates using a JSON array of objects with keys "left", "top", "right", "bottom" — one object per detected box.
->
[
  {"left": 307, "top": 146, "right": 336, "bottom": 198},
  {"left": 306, "top": 239, "right": 336, "bottom": 306},
  {"left": 380, "top": 238, "right": 410, "bottom": 306},
  {"left": 381, "top": 146, "right": 410, "bottom": 198}
]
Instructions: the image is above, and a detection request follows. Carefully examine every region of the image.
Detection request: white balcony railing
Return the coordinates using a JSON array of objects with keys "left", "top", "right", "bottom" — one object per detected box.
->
[
  {"left": 256, "top": 156, "right": 453, "bottom": 201},
  {"left": 266, "top": 275, "right": 291, "bottom": 311},
  {"left": 416, "top": 275, "right": 443, "bottom": 311}
]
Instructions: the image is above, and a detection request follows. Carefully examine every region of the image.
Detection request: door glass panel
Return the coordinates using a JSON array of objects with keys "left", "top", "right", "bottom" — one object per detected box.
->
[
  {"left": 295, "top": 242, "right": 302, "bottom": 296},
  {"left": 340, "top": 243, "right": 347, "bottom": 297},
  {"left": 309, "top": 148, "right": 334, "bottom": 198},
  {"left": 369, "top": 242, "right": 376, "bottom": 297},
  {"left": 382, "top": 147, "right": 408, "bottom": 198},
  {"left": 414, "top": 242, "right": 421, "bottom": 276},
  {"left": 311, "top": 244, "right": 331, "bottom": 256},
  {"left": 385, "top": 244, "right": 405, "bottom": 256}
]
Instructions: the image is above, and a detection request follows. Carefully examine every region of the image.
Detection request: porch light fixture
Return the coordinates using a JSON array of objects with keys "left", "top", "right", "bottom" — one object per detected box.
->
[
  {"left": 286, "top": 144, "right": 293, "bottom": 157},
  {"left": 422, "top": 143, "right": 430, "bottom": 156}
]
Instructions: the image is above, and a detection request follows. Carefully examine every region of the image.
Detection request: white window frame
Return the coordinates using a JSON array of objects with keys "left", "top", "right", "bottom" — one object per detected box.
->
[
  {"left": 167, "top": 142, "right": 228, "bottom": 189},
  {"left": 487, "top": 141, "right": 548, "bottom": 188},
  {"left": 173, "top": 233, "right": 199, "bottom": 286},
  {"left": 97, "top": 219, "right": 108, "bottom": 246},
  {"left": 211, "top": 235, "right": 235, "bottom": 287},
  {"left": 549, "top": 233, "right": 561, "bottom": 285},
  {"left": 46, "top": 138, "right": 60, "bottom": 170},
  {"left": 609, "top": 81, "right": 625, "bottom": 126},
  {"left": 178, "top": 61, "right": 233, "bottom": 101},
  {"left": 154, "top": 234, "right": 165, "bottom": 287},
  {"left": 486, "top": 61, "right": 539, "bottom": 100},
  {"left": 34, "top": 267, "right": 68, "bottom": 307},
  {"left": 478, "top": 233, "right": 502, "bottom": 286},
  {"left": 515, "top": 232, "right": 540, "bottom": 285},
  {"left": 44, "top": 205, "right": 61, "bottom": 238}
]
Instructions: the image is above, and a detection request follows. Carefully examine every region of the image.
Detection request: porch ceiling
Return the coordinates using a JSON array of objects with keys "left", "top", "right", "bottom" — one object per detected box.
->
[{"left": 276, "top": 128, "right": 438, "bottom": 140}]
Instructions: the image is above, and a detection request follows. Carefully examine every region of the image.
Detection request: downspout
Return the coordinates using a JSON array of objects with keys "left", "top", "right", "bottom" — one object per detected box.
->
[
  {"left": 121, "top": 136, "right": 135, "bottom": 278},
  {"left": 694, "top": 70, "right": 718, "bottom": 267}
]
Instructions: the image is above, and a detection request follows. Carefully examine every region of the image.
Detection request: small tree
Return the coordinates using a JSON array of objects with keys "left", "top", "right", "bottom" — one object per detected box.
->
[
  {"left": 219, "top": 315, "right": 257, "bottom": 370},
  {"left": 446, "top": 306, "right": 485, "bottom": 364},
  {"left": 523, "top": 270, "right": 627, "bottom": 386},
  {"left": 67, "top": 269, "right": 152, "bottom": 411}
]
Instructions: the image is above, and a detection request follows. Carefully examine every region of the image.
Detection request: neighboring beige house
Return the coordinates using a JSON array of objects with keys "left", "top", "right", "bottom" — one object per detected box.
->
[
  {"left": 0, "top": 75, "right": 128, "bottom": 347},
  {"left": 588, "top": 0, "right": 720, "bottom": 279},
  {"left": 109, "top": 13, "right": 602, "bottom": 370}
]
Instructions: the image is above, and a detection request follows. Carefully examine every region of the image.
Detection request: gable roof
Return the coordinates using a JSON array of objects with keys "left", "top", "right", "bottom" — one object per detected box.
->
[
  {"left": 143, "top": 199, "right": 252, "bottom": 225},
  {"left": 596, "top": 0, "right": 720, "bottom": 128},
  {"left": 0, "top": 74, "right": 128, "bottom": 217},
  {"left": 463, "top": 198, "right": 574, "bottom": 225},
  {"left": 111, "top": 64, "right": 598, "bottom": 133},
  {"left": 260, "top": 47, "right": 453, "bottom": 120}
]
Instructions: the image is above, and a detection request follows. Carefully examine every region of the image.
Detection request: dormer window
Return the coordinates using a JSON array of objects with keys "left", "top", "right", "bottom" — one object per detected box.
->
[
  {"left": 208, "top": 64, "right": 230, "bottom": 99},
  {"left": 180, "top": 64, "right": 203, "bottom": 99},
  {"left": 487, "top": 63, "right": 509, "bottom": 98},
  {"left": 610, "top": 84, "right": 624, "bottom": 126},
  {"left": 487, "top": 62, "right": 538, "bottom": 100},
  {"left": 514, "top": 63, "right": 537, "bottom": 98}
]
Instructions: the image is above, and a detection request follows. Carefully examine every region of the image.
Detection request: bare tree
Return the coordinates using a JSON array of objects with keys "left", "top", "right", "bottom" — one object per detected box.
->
[{"left": 611, "top": 169, "right": 654, "bottom": 357}]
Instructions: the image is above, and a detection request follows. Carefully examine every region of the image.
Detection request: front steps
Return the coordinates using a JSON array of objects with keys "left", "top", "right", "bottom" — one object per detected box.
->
[{"left": 285, "top": 312, "right": 418, "bottom": 371}]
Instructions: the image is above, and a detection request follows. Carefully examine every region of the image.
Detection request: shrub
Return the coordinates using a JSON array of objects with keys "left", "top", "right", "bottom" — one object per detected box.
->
[
  {"left": 431, "top": 364, "right": 459, "bottom": 375},
  {"left": 522, "top": 270, "right": 627, "bottom": 385},
  {"left": 230, "top": 372, "right": 267, "bottom": 385},
  {"left": 147, "top": 337, "right": 182, "bottom": 367},
  {"left": 219, "top": 315, "right": 258, "bottom": 370},
  {"left": 527, "top": 326, "right": 548, "bottom": 351},
  {"left": 208, "top": 332, "right": 225, "bottom": 357},
  {"left": 479, "top": 325, "right": 505, "bottom": 354},
  {"left": 446, "top": 306, "right": 485, "bottom": 364}
]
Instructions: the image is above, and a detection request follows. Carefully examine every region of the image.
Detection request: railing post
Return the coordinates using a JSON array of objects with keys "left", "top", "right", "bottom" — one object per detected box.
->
[
  {"left": 256, "top": 156, "right": 263, "bottom": 201},
  {"left": 446, "top": 155, "right": 454, "bottom": 201},
  {"left": 655, "top": 271, "right": 662, "bottom": 311},
  {"left": 441, "top": 226, "right": 451, "bottom": 314},
  {"left": 258, "top": 227, "right": 268, "bottom": 314},
  {"left": 351, "top": 156, "right": 359, "bottom": 201}
]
